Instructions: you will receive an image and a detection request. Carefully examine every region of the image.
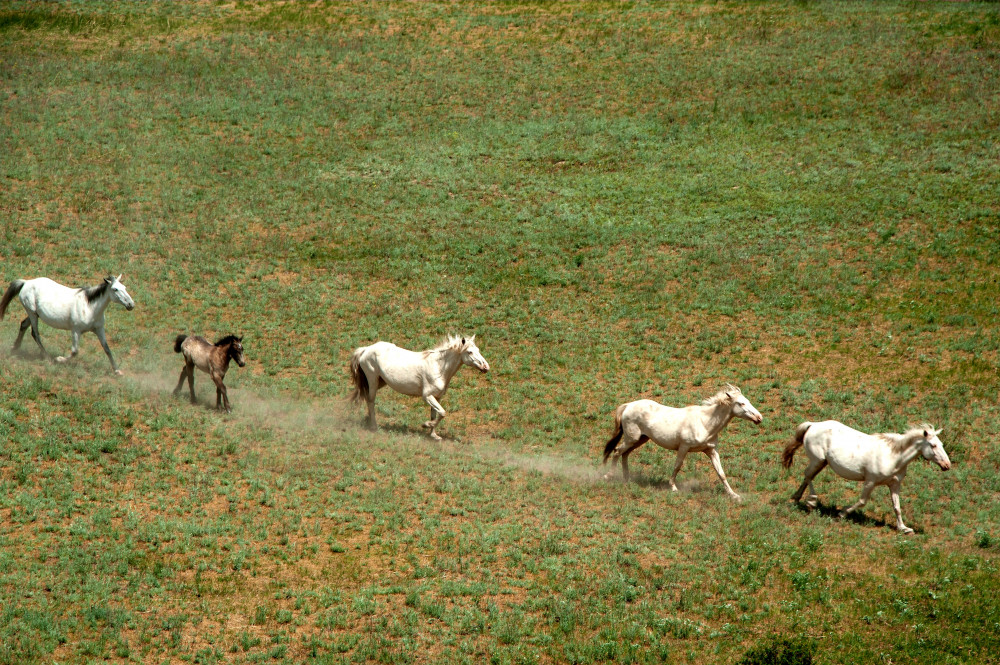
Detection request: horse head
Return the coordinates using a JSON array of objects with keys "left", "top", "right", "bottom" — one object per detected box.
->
[
  {"left": 460, "top": 335, "right": 489, "bottom": 373},
  {"left": 725, "top": 385, "right": 763, "bottom": 424},
  {"left": 107, "top": 274, "right": 135, "bottom": 311},
  {"left": 230, "top": 336, "right": 246, "bottom": 368},
  {"left": 917, "top": 426, "right": 951, "bottom": 471}
]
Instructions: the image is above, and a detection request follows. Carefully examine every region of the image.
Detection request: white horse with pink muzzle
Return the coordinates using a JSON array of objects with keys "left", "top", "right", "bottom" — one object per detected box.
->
[
  {"left": 349, "top": 335, "right": 490, "bottom": 440},
  {"left": 602, "top": 385, "right": 763, "bottom": 500},
  {"left": 783, "top": 420, "right": 951, "bottom": 534}
]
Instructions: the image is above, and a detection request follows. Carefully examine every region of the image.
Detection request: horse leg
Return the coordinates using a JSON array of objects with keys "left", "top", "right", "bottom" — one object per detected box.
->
[
  {"left": 602, "top": 452, "right": 621, "bottom": 481},
  {"left": 173, "top": 365, "right": 188, "bottom": 397},
  {"left": 806, "top": 479, "right": 820, "bottom": 509},
  {"left": 27, "top": 313, "right": 52, "bottom": 360},
  {"left": 423, "top": 394, "right": 446, "bottom": 441},
  {"left": 668, "top": 446, "right": 691, "bottom": 492},
  {"left": 705, "top": 447, "right": 741, "bottom": 501},
  {"left": 94, "top": 326, "right": 120, "bottom": 375},
  {"left": 13, "top": 317, "right": 30, "bottom": 351},
  {"left": 362, "top": 369, "right": 380, "bottom": 431},
  {"left": 186, "top": 363, "right": 196, "bottom": 403},
  {"left": 211, "top": 372, "right": 229, "bottom": 412},
  {"left": 791, "top": 459, "right": 827, "bottom": 503},
  {"left": 618, "top": 437, "right": 647, "bottom": 484},
  {"left": 889, "top": 480, "right": 913, "bottom": 534},
  {"left": 56, "top": 331, "right": 80, "bottom": 363},
  {"left": 839, "top": 480, "right": 876, "bottom": 520}
]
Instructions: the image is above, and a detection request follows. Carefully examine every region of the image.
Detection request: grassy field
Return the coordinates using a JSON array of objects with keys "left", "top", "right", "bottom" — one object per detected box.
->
[{"left": 1, "top": 1, "right": 999, "bottom": 663}]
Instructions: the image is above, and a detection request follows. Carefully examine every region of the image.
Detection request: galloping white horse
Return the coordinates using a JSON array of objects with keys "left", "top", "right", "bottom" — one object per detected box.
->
[
  {"left": 0, "top": 275, "right": 135, "bottom": 375},
  {"left": 783, "top": 421, "right": 951, "bottom": 534},
  {"left": 602, "top": 385, "right": 763, "bottom": 500},
  {"left": 349, "top": 335, "right": 490, "bottom": 440}
]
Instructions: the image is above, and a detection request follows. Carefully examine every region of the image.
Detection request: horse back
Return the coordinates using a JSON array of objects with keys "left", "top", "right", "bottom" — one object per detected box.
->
[
  {"left": 623, "top": 400, "right": 688, "bottom": 448},
  {"left": 19, "top": 278, "right": 81, "bottom": 329},
  {"left": 179, "top": 336, "right": 218, "bottom": 372},
  {"left": 805, "top": 420, "right": 879, "bottom": 479},
  {"left": 361, "top": 342, "right": 426, "bottom": 396}
]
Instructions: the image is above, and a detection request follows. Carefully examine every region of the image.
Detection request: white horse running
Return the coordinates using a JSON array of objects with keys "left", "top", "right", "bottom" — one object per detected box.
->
[
  {"left": 602, "top": 385, "right": 763, "bottom": 500},
  {"left": 0, "top": 275, "right": 135, "bottom": 375},
  {"left": 783, "top": 421, "right": 951, "bottom": 534},
  {"left": 349, "top": 335, "right": 490, "bottom": 440}
]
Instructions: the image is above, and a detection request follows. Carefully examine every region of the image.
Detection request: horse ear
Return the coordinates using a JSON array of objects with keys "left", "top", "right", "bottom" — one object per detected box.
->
[{"left": 116, "top": 274, "right": 123, "bottom": 282}]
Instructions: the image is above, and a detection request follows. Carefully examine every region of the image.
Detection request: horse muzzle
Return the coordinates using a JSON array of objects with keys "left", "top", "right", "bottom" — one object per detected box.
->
[
  {"left": 125, "top": 304, "right": 135, "bottom": 311},
  {"left": 938, "top": 459, "right": 952, "bottom": 471}
]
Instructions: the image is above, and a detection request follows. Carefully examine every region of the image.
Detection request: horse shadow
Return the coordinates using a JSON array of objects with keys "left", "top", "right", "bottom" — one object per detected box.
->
[
  {"left": 792, "top": 500, "right": 896, "bottom": 531},
  {"left": 629, "top": 474, "right": 682, "bottom": 492}
]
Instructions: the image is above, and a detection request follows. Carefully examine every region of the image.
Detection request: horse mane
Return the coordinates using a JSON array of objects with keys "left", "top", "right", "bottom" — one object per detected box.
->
[
  {"left": 83, "top": 277, "right": 112, "bottom": 303},
  {"left": 214, "top": 334, "right": 241, "bottom": 347},
  {"left": 877, "top": 424, "right": 936, "bottom": 453},
  {"left": 702, "top": 384, "right": 741, "bottom": 407},
  {"left": 430, "top": 335, "right": 469, "bottom": 353}
]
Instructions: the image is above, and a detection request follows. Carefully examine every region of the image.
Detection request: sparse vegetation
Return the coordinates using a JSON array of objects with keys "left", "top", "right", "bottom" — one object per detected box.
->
[{"left": 1, "top": 1, "right": 999, "bottom": 663}]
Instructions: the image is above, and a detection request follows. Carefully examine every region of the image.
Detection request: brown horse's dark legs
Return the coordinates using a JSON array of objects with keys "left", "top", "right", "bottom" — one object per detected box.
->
[
  {"left": 211, "top": 372, "right": 230, "bottom": 412},
  {"left": 174, "top": 366, "right": 188, "bottom": 396}
]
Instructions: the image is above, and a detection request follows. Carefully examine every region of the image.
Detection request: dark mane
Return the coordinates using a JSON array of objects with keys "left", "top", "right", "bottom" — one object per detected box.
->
[
  {"left": 214, "top": 334, "right": 241, "bottom": 347},
  {"left": 83, "top": 278, "right": 111, "bottom": 303}
]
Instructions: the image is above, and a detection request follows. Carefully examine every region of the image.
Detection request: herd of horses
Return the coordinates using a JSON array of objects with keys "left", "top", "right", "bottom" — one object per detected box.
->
[{"left": 1, "top": 274, "right": 952, "bottom": 534}]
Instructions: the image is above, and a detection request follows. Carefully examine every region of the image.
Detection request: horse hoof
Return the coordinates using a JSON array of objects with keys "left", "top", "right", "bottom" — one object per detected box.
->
[
  {"left": 899, "top": 527, "right": 914, "bottom": 535},
  {"left": 114, "top": 369, "right": 124, "bottom": 376},
  {"left": 805, "top": 498, "right": 818, "bottom": 509},
  {"left": 429, "top": 433, "right": 442, "bottom": 441},
  {"left": 730, "top": 494, "right": 743, "bottom": 503},
  {"left": 55, "top": 356, "right": 68, "bottom": 363},
  {"left": 422, "top": 421, "right": 433, "bottom": 429}
]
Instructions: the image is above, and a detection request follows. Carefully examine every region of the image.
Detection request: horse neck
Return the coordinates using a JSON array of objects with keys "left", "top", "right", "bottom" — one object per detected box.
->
[
  {"left": 217, "top": 344, "right": 234, "bottom": 371},
  {"left": 430, "top": 347, "right": 464, "bottom": 384},
  {"left": 86, "top": 288, "right": 113, "bottom": 319},
  {"left": 698, "top": 401, "right": 734, "bottom": 437},
  {"left": 886, "top": 433, "right": 924, "bottom": 470}
]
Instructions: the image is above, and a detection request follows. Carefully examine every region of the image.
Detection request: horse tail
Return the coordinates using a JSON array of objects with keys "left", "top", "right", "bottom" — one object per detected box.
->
[
  {"left": 174, "top": 335, "right": 187, "bottom": 353},
  {"left": 603, "top": 404, "right": 628, "bottom": 463},
  {"left": 783, "top": 422, "right": 813, "bottom": 469},
  {"left": 349, "top": 347, "right": 369, "bottom": 404},
  {"left": 0, "top": 280, "right": 25, "bottom": 321}
]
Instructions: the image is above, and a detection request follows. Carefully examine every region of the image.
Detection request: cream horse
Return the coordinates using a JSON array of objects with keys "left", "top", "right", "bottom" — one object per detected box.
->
[
  {"left": 783, "top": 421, "right": 951, "bottom": 534},
  {"left": 349, "top": 335, "right": 490, "bottom": 440},
  {"left": 602, "top": 385, "right": 763, "bottom": 500}
]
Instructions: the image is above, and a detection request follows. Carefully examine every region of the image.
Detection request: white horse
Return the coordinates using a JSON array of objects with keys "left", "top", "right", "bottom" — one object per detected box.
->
[
  {"left": 783, "top": 421, "right": 951, "bottom": 534},
  {"left": 0, "top": 275, "right": 135, "bottom": 375},
  {"left": 349, "top": 335, "right": 490, "bottom": 440},
  {"left": 602, "top": 385, "right": 763, "bottom": 500}
]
